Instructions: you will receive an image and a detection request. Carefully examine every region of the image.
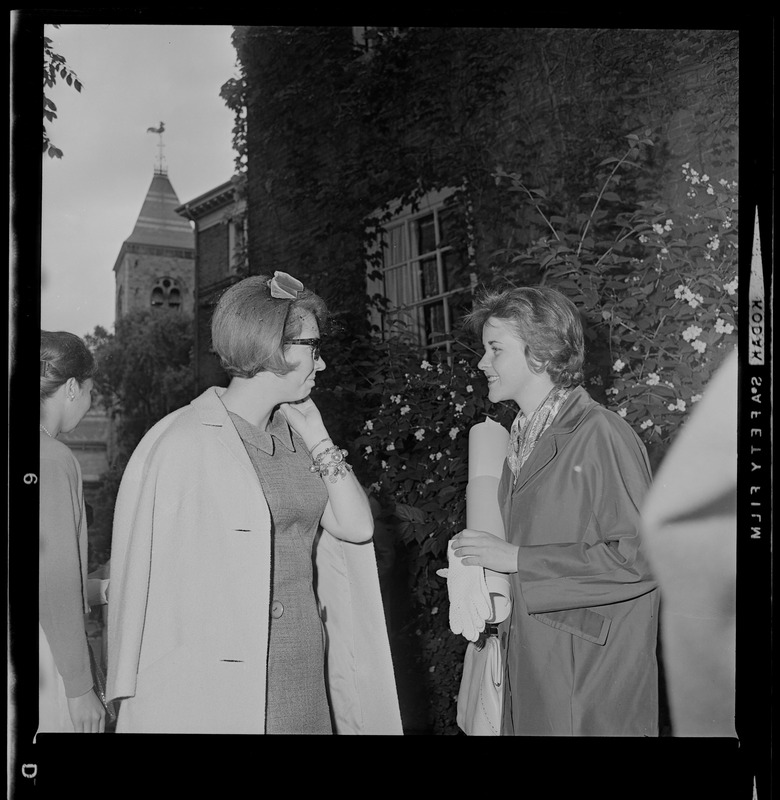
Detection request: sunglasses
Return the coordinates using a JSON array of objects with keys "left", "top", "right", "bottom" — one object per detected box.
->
[{"left": 284, "top": 337, "right": 321, "bottom": 361}]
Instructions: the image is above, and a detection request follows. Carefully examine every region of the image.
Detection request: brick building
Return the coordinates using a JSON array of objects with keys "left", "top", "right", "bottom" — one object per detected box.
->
[{"left": 176, "top": 175, "right": 246, "bottom": 393}]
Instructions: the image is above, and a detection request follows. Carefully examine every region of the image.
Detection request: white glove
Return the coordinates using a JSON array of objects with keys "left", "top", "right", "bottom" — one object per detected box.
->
[{"left": 436, "top": 540, "right": 492, "bottom": 641}]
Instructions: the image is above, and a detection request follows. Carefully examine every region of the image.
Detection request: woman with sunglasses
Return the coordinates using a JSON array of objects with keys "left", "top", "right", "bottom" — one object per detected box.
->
[{"left": 106, "top": 273, "right": 402, "bottom": 734}]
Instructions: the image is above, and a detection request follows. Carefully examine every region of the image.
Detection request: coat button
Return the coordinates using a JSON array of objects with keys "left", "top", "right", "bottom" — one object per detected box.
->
[{"left": 271, "top": 600, "right": 284, "bottom": 619}]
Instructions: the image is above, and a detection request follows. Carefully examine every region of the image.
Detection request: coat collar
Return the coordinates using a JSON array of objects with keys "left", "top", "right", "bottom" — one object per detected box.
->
[
  {"left": 189, "top": 387, "right": 265, "bottom": 475},
  {"left": 510, "top": 386, "right": 596, "bottom": 492}
]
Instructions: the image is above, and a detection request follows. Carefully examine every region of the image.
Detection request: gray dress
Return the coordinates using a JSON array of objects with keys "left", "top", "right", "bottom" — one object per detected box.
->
[{"left": 229, "top": 410, "right": 332, "bottom": 734}]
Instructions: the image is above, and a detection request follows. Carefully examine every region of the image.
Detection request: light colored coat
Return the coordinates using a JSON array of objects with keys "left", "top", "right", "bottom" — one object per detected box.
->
[{"left": 106, "top": 387, "right": 402, "bottom": 734}]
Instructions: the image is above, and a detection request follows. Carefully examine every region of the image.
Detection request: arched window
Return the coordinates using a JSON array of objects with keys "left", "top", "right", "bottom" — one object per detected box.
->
[{"left": 150, "top": 277, "right": 182, "bottom": 310}]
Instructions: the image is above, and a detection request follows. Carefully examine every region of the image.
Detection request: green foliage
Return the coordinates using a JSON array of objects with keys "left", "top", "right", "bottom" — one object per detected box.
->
[
  {"left": 494, "top": 137, "right": 738, "bottom": 468},
  {"left": 43, "top": 25, "right": 82, "bottom": 159},
  {"left": 352, "top": 339, "right": 516, "bottom": 732},
  {"left": 84, "top": 310, "right": 195, "bottom": 563},
  {"left": 86, "top": 309, "right": 195, "bottom": 458}
]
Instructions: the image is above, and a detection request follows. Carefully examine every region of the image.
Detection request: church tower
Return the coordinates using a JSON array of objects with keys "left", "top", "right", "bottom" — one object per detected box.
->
[{"left": 113, "top": 160, "right": 195, "bottom": 318}]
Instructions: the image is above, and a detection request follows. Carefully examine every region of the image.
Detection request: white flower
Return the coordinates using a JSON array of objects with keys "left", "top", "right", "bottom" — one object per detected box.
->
[
  {"left": 723, "top": 278, "right": 738, "bottom": 295},
  {"left": 692, "top": 339, "right": 707, "bottom": 354},
  {"left": 664, "top": 219, "right": 674, "bottom": 231},
  {"left": 381, "top": 460, "right": 388, "bottom": 469},
  {"left": 386, "top": 442, "right": 396, "bottom": 451},
  {"left": 652, "top": 223, "right": 664, "bottom": 235},
  {"left": 707, "top": 185, "right": 715, "bottom": 195},
  {"left": 364, "top": 420, "right": 374, "bottom": 431},
  {"left": 431, "top": 607, "right": 438, "bottom": 616},
  {"left": 677, "top": 399, "right": 687, "bottom": 411},
  {"left": 715, "top": 318, "right": 734, "bottom": 335},
  {"left": 364, "top": 445, "right": 373, "bottom": 454},
  {"left": 449, "top": 427, "right": 459, "bottom": 440},
  {"left": 617, "top": 408, "right": 627, "bottom": 418},
  {"left": 707, "top": 235, "right": 721, "bottom": 251},
  {"left": 454, "top": 402, "right": 465, "bottom": 414},
  {"left": 682, "top": 325, "right": 703, "bottom": 342},
  {"left": 691, "top": 394, "right": 703, "bottom": 403},
  {"left": 674, "top": 284, "right": 686, "bottom": 300},
  {"left": 400, "top": 405, "right": 410, "bottom": 416},
  {"left": 414, "top": 428, "right": 425, "bottom": 441},
  {"left": 638, "top": 234, "right": 649, "bottom": 243},
  {"left": 640, "top": 419, "right": 653, "bottom": 430},
  {"left": 687, "top": 293, "right": 703, "bottom": 308},
  {"left": 429, "top": 452, "right": 443, "bottom": 461},
  {"left": 646, "top": 372, "right": 660, "bottom": 386},
  {"left": 701, "top": 173, "right": 710, "bottom": 182},
  {"left": 420, "top": 360, "right": 432, "bottom": 371},
  {"left": 613, "top": 359, "right": 625, "bottom": 372},
  {"left": 390, "top": 394, "right": 401, "bottom": 404},
  {"left": 466, "top": 385, "right": 473, "bottom": 393}
]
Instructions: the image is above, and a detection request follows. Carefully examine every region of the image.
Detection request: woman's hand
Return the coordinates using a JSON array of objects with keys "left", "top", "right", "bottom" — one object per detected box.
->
[
  {"left": 67, "top": 687, "right": 106, "bottom": 733},
  {"left": 451, "top": 528, "right": 519, "bottom": 574},
  {"left": 278, "top": 398, "right": 329, "bottom": 450}
]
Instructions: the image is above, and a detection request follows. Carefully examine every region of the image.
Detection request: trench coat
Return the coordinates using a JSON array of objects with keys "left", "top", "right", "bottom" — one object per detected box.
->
[
  {"left": 106, "top": 387, "right": 402, "bottom": 734},
  {"left": 498, "top": 386, "right": 659, "bottom": 736}
]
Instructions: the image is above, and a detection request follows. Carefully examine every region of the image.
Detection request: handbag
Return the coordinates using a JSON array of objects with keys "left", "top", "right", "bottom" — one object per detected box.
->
[
  {"left": 88, "top": 640, "right": 117, "bottom": 723},
  {"left": 456, "top": 626, "right": 504, "bottom": 736}
]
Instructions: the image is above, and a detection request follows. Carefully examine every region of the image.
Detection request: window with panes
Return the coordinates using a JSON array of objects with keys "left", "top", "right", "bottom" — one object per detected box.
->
[{"left": 368, "top": 193, "right": 472, "bottom": 350}]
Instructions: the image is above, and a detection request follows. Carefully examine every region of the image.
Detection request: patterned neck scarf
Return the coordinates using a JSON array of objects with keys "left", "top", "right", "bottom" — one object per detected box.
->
[{"left": 507, "top": 385, "right": 571, "bottom": 481}]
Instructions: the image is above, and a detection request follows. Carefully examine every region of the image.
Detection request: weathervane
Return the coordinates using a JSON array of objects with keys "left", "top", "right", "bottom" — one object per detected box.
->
[{"left": 146, "top": 121, "right": 167, "bottom": 175}]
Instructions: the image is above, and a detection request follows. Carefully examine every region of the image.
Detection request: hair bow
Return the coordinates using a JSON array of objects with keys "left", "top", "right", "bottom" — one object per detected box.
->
[{"left": 269, "top": 271, "right": 304, "bottom": 300}]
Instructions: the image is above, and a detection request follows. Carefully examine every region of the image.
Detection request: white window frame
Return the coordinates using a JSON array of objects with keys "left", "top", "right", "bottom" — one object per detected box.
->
[
  {"left": 227, "top": 210, "right": 248, "bottom": 274},
  {"left": 366, "top": 188, "right": 473, "bottom": 351}
]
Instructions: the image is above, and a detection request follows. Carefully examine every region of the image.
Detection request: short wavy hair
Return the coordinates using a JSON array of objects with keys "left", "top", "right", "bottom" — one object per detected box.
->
[
  {"left": 211, "top": 275, "right": 330, "bottom": 378},
  {"left": 464, "top": 285, "right": 585, "bottom": 388},
  {"left": 40, "top": 331, "right": 96, "bottom": 405}
]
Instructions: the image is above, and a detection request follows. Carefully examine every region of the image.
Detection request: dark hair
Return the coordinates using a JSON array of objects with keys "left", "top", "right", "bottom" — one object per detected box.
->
[
  {"left": 211, "top": 274, "right": 329, "bottom": 378},
  {"left": 464, "top": 285, "right": 585, "bottom": 388},
  {"left": 40, "top": 331, "right": 96, "bottom": 404}
]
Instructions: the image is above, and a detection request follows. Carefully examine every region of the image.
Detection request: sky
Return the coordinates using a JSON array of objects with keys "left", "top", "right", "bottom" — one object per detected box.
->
[{"left": 38, "top": 23, "right": 240, "bottom": 339}]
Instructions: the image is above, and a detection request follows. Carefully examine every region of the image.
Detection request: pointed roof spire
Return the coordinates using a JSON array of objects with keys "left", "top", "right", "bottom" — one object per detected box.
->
[{"left": 125, "top": 172, "right": 194, "bottom": 250}]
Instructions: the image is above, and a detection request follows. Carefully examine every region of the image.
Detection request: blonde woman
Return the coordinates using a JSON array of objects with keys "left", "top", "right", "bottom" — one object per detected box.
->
[
  {"left": 107, "top": 272, "right": 401, "bottom": 734},
  {"left": 453, "top": 286, "right": 659, "bottom": 736}
]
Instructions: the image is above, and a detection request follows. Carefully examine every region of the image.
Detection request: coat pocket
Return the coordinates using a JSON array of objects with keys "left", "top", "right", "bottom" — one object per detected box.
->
[{"left": 531, "top": 607, "right": 611, "bottom": 645}]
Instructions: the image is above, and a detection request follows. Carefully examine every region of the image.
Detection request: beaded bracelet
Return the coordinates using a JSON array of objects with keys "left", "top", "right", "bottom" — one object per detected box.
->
[{"left": 310, "top": 444, "right": 353, "bottom": 483}]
